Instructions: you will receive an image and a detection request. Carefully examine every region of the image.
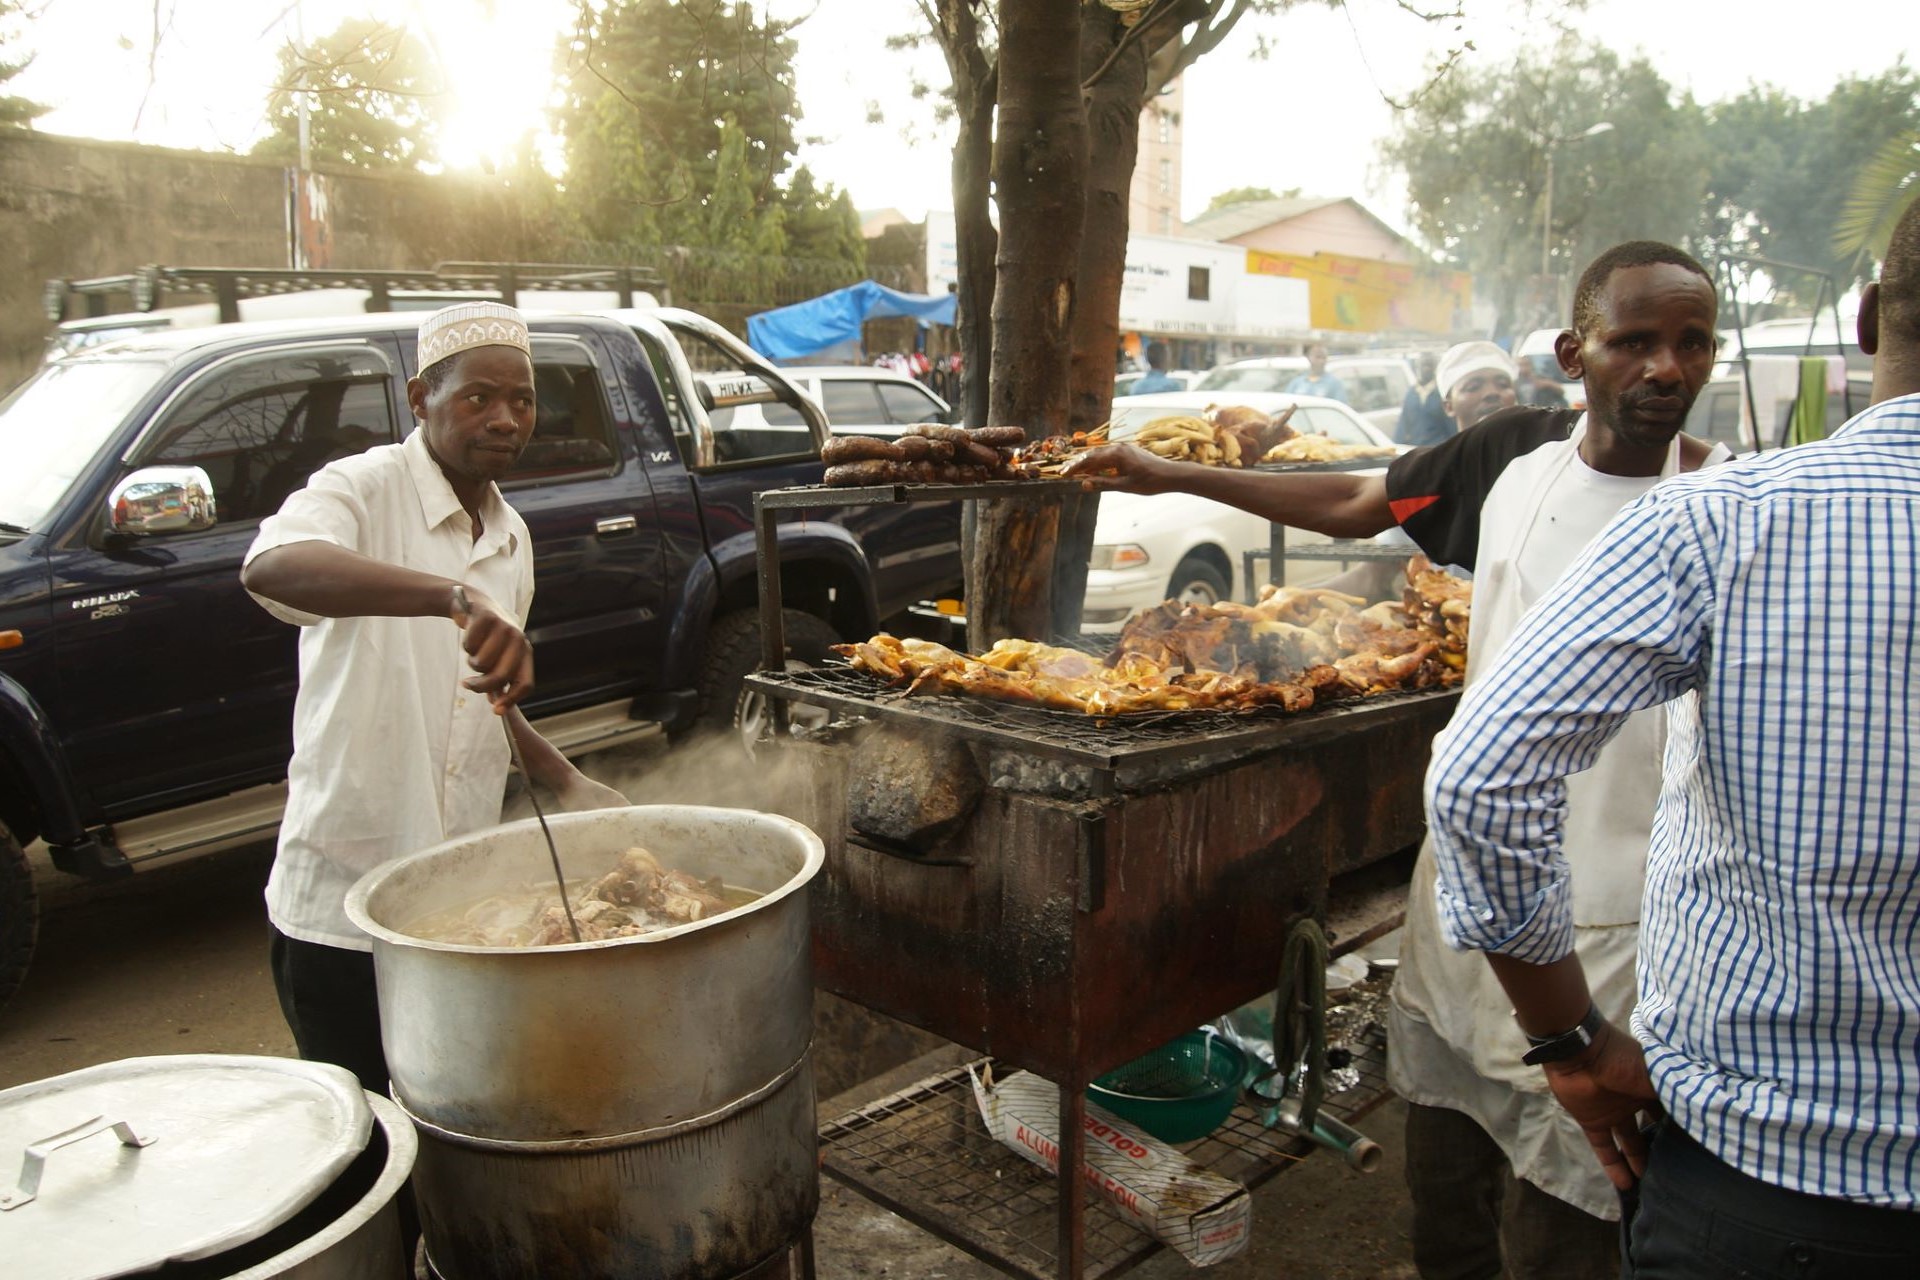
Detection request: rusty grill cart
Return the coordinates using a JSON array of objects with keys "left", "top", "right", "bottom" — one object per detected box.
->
[{"left": 749, "top": 481, "right": 1454, "bottom": 1279}]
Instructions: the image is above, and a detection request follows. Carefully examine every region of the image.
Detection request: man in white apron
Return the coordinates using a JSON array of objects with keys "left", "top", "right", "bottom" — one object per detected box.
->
[{"left": 1067, "top": 240, "right": 1728, "bottom": 1277}]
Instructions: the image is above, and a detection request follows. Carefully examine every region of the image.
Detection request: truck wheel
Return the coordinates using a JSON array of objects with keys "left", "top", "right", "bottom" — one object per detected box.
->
[
  {"left": 0, "top": 826, "right": 36, "bottom": 1010},
  {"left": 696, "top": 609, "right": 841, "bottom": 754}
]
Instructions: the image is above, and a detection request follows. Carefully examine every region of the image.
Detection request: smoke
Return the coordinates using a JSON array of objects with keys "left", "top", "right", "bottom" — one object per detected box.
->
[{"left": 505, "top": 729, "right": 830, "bottom": 823}]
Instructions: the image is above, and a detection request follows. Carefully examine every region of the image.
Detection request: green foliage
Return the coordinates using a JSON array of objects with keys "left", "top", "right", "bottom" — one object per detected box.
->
[
  {"left": 1701, "top": 66, "right": 1920, "bottom": 295},
  {"left": 555, "top": 0, "right": 798, "bottom": 248},
  {"left": 0, "top": 0, "right": 47, "bottom": 128},
  {"left": 1834, "top": 131, "right": 1920, "bottom": 277},
  {"left": 550, "top": 0, "right": 866, "bottom": 295},
  {"left": 254, "top": 19, "right": 447, "bottom": 169},
  {"left": 1381, "top": 40, "right": 1709, "bottom": 332}
]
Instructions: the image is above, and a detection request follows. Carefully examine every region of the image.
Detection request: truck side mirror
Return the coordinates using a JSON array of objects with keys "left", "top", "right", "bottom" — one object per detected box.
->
[{"left": 107, "top": 466, "right": 218, "bottom": 536}]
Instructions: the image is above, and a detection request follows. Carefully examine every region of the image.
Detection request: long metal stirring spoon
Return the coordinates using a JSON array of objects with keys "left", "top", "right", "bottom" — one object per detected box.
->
[{"left": 503, "top": 715, "right": 582, "bottom": 944}]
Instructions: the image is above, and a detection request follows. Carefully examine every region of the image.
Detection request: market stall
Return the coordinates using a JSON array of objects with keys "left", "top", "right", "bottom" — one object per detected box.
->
[{"left": 746, "top": 474, "right": 1457, "bottom": 1278}]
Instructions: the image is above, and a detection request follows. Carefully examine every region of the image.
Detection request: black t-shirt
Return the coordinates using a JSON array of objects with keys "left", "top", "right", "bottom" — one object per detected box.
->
[{"left": 1383, "top": 405, "right": 1582, "bottom": 573}]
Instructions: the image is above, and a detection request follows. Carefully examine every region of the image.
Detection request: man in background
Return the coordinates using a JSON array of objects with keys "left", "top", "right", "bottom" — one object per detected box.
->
[
  {"left": 1285, "top": 343, "right": 1348, "bottom": 402},
  {"left": 1131, "top": 340, "right": 1183, "bottom": 394},
  {"left": 1515, "top": 355, "right": 1570, "bottom": 408},
  {"left": 1396, "top": 351, "right": 1451, "bottom": 446}
]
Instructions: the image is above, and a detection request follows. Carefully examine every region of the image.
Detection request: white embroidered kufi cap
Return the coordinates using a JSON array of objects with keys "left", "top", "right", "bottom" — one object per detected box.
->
[
  {"left": 416, "top": 301, "right": 531, "bottom": 373},
  {"left": 1435, "top": 340, "right": 1519, "bottom": 401}
]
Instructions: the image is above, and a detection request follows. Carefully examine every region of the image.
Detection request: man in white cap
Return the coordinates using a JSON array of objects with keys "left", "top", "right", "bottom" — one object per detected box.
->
[
  {"left": 1434, "top": 339, "right": 1519, "bottom": 436},
  {"left": 1069, "top": 242, "right": 1731, "bottom": 1277},
  {"left": 241, "top": 301, "right": 623, "bottom": 1101}
]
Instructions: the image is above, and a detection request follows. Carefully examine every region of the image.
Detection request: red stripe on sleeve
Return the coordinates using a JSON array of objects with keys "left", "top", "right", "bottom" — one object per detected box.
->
[{"left": 1389, "top": 494, "right": 1440, "bottom": 525}]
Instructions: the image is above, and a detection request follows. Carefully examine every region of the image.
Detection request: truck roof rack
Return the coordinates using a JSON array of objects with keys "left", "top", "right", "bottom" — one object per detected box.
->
[{"left": 43, "top": 262, "right": 671, "bottom": 324}]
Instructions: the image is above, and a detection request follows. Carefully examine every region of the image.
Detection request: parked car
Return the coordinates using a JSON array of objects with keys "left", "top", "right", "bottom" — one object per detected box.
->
[
  {"left": 1113, "top": 369, "right": 1200, "bottom": 396},
  {"left": 1190, "top": 355, "right": 1412, "bottom": 433},
  {"left": 703, "top": 365, "right": 958, "bottom": 462},
  {"left": 1687, "top": 368, "right": 1874, "bottom": 455},
  {"left": 1080, "top": 391, "right": 1401, "bottom": 632},
  {"left": 0, "top": 305, "right": 963, "bottom": 1007}
]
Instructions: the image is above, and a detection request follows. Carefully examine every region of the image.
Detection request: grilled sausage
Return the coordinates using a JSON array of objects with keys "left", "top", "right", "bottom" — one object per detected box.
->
[
  {"left": 895, "top": 434, "right": 935, "bottom": 461},
  {"left": 904, "top": 423, "right": 974, "bottom": 445},
  {"left": 824, "top": 459, "right": 906, "bottom": 486},
  {"left": 822, "top": 435, "right": 905, "bottom": 465},
  {"left": 953, "top": 439, "right": 1003, "bottom": 469},
  {"left": 968, "top": 426, "right": 1027, "bottom": 447}
]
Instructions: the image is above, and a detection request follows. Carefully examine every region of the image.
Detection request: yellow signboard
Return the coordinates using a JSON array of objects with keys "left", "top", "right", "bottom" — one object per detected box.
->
[{"left": 1245, "top": 249, "right": 1472, "bottom": 335}]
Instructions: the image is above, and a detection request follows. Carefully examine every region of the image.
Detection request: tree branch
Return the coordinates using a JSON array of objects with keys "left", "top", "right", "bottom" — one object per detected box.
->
[
  {"left": 1081, "top": 0, "right": 1188, "bottom": 92},
  {"left": 1162, "top": 0, "right": 1251, "bottom": 85}
]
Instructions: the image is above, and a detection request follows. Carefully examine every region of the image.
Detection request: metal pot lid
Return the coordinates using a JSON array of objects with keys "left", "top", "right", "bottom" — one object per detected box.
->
[{"left": 0, "top": 1053, "right": 373, "bottom": 1280}]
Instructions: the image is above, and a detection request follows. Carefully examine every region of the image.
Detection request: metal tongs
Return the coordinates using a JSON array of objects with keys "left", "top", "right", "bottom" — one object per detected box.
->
[{"left": 503, "top": 716, "right": 582, "bottom": 944}]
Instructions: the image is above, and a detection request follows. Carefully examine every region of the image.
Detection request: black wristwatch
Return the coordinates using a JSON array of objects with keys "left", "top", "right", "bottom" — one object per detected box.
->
[{"left": 1520, "top": 1003, "right": 1607, "bottom": 1066}]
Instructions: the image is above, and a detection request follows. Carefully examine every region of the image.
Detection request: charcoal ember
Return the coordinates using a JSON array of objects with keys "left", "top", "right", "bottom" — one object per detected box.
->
[{"left": 847, "top": 727, "right": 982, "bottom": 848}]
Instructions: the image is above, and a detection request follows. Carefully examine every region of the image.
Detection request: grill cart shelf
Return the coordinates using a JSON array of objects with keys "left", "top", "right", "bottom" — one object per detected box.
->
[{"left": 750, "top": 481, "right": 1448, "bottom": 1279}]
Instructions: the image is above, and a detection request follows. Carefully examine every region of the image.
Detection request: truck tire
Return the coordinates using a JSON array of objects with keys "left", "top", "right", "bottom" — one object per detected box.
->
[
  {"left": 0, "top": 826, "right": 36, "bottom": 1010},
  {"left": 695, "top": 609, "right": 841, "bottom": 754}
]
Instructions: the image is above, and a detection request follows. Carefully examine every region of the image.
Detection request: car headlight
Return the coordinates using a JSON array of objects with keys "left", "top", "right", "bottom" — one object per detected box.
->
[{"left": 1088, "top": 543, "right": 1150, "bottom": 571}]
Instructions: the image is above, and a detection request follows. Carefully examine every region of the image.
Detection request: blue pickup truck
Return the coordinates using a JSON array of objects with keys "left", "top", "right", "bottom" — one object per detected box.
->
[{"left": 0, "top": 305, "right": 961, "bottom": 1005}]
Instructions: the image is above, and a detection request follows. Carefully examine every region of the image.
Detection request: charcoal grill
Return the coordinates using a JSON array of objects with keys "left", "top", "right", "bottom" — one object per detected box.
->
[{"left": 750, "top": 481, "right": 1454, "bottom": 1279}]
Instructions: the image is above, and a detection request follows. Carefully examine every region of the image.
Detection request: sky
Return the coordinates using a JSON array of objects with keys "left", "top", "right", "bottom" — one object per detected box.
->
[{"left": 10, "top": 0, "right": 1904, "bottom": 238}]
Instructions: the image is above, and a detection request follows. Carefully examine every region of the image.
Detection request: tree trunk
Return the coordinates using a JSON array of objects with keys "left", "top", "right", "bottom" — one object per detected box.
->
[
  {"left": 967, "top": 0, "right": 1088, "bottom": 649},
  {"left": 934, "top": 0, "right": 997, "bottom": 432},
  {"left": 1045, "top": 7, "right": 1156, "bottom": 638}
]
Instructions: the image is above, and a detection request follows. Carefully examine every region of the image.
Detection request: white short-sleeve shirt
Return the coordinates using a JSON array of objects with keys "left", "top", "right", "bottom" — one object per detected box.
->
[{"left": 244, "top": 428, "right": 534, "bottom": 950}]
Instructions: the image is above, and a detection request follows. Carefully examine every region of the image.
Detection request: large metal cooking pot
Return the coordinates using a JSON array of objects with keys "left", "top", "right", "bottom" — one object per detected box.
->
[
  {"left": 345, "top": 805, "right": 825, "bottom": 1280},
  {"left": 0, "top": 1055, "right": 414, "bottom": 1280}
]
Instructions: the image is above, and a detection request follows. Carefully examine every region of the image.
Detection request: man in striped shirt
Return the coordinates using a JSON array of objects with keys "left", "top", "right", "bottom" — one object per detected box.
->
[
  {"left": 1072, "top": 243, "right": 1728, "bottom": 1278},
  {"left": 1426, "top": 199, "right": 1920, "bottom": 1274}
]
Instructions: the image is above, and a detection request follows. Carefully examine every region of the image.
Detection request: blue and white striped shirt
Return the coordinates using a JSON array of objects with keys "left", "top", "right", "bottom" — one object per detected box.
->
[{"left": 1426, "top": 392, "right": 1920, "bottom": 1207}]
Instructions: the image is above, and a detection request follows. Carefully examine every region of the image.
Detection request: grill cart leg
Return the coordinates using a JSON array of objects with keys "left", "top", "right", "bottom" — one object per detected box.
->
[{"left": 1058, "top": 1080, "right": 1086, "bottom": 1280}]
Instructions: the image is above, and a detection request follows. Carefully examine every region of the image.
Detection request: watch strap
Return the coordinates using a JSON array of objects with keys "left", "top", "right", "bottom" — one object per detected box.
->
[{"left": 1520, "top": 1002, "right": 1606, "bottom": 1066}]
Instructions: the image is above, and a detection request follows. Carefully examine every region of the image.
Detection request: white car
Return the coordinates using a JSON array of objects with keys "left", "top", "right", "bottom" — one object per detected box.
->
[
  {"left": 1081, "top": 391, "right": 1401, "bottom": 633},
  {"left": 704, "top": 365, "right": 956, "bottom": 462},
  {"left": 1114, "top": 369, "right": 1201, "bottom": 396},
  {"left": 1191, "top": 355, "right": 1413, "bottom": 434}
]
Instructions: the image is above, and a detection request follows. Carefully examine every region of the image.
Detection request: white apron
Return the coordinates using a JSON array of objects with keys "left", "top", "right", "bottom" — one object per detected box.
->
[{"left": 1388, "top": 421, "right": 1689, "bottom": 1218}]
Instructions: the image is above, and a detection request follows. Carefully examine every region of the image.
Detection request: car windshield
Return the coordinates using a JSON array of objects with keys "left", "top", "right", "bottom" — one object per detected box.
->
[
  {"left": 0, "top": 358, "right": 168, "bottom": 530},
  {"left": 1191, "top": 366, "right": 1299, "bottom": 393}
]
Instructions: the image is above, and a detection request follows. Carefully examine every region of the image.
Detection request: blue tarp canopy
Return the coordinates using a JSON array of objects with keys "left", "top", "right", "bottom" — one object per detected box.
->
[{"left": 747, "top": 280, "right": 956, "bottom": 361}]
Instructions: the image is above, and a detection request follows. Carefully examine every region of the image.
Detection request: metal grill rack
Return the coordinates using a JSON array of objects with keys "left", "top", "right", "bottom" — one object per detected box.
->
[
  {"left": 819, "top": 994, "right": 1394, "bottom": 1280},
  {"left": 751, "top": 472, "right": 1402, "bottom": 672},
  {"left": 749, "top": 663, "right": 1453, "bottom": 778}
]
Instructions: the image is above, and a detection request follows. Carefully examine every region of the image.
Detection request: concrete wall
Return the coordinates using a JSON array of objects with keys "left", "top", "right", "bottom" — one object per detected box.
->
[{"left": 0, "top": 131, "right": 567, "bottom": 390}]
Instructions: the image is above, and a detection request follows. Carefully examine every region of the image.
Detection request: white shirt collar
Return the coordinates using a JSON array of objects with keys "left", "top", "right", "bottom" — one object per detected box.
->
[{"left": 402, "top": 427, "right": 518, "bottom": 557}]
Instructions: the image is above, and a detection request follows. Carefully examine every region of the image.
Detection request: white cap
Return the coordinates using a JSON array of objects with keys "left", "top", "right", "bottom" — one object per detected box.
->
[
  {"left": 1435, "top": 340, "right": 1518, "bottom": 401},
  {"left": 416, "top": 301, "right": 531, "bottom": 373}
]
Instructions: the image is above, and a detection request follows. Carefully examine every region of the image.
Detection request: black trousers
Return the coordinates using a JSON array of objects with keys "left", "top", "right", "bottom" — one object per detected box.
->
[
  {"left": 269, "top": 928, "right": 419, "bottom": 1273},
  {"left": 269, "top": 927, "right": 392, "bottom": 1096},
  {"left": 1623, "top": 1120, "right": 1920, "bottom": 1279},
  {"left": 1403, "top": 1101, "right": 1620, "bottom": 1280}
]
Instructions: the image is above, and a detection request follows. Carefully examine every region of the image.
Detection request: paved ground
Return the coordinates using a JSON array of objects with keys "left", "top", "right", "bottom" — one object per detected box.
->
[{"left": 0, "top": 740, "right": 1418, "bottom": 1277}]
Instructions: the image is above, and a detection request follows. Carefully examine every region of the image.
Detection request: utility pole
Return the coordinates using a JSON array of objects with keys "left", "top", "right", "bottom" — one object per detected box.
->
[{"left": 1539, "top": 121, "right": 1614, "bottom": 319}]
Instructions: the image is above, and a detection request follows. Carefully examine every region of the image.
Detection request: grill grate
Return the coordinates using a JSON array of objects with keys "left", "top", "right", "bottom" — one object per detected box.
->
[
  {"left": 819, "top": 1009, "right": 1393, "bottom": 1280},
  {"left": 749, "top": 661, "right": 1456, "bottom": 771}
]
